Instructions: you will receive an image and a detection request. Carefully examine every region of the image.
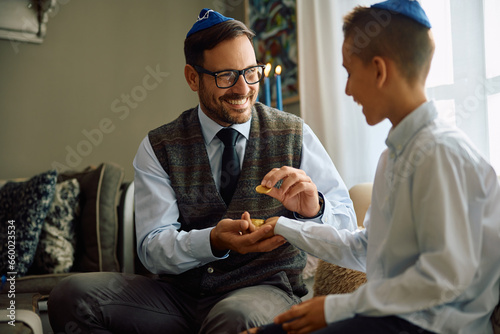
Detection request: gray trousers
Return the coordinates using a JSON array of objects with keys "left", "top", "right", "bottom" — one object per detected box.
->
[
  {"left": 256, "top": 315, "right": 436, "bottom": 334},
  {"left": 47, "top": 272, "right": 301, "bottom": 334}
]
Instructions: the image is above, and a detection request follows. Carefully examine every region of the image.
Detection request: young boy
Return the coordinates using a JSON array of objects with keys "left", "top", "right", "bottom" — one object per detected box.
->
[{"left": 248, "top": 0, "right": 500, "bottom": 333}]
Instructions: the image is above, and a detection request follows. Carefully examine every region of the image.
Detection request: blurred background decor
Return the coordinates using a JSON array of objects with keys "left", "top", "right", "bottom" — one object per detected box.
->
[{"left": 246, "top": 0, "right": 299, "bottom": 106}]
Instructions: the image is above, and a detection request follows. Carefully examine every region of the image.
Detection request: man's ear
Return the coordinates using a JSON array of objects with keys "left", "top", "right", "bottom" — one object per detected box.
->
[
  {"left": 185, "top": 64, "right": 200, "bottom": 92},
  {"left": 372, "top": 56, "right": 387, "bottom": 89}
]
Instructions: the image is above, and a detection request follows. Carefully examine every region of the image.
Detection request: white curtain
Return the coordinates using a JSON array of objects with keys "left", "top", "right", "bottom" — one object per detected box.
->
[
  {"left": 297, "top": 0, "right": 390, "bottom": 188},
  {"left": 297, "top": 0, "right": 500, "bottom": 187}
]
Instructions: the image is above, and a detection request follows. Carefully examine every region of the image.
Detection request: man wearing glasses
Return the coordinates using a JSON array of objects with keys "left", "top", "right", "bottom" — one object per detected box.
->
[{"left": 48, "top": 9, "right": 356, "bottom": 334}]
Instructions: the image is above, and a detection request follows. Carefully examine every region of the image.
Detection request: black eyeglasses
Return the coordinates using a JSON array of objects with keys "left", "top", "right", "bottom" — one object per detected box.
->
[{"left": 194, "top": 65, "right": 266, "bottom": 89}]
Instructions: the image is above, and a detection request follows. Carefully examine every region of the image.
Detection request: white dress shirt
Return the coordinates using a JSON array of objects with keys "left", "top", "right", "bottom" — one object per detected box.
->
[
  {"left": 276, "top": 101, "right": 500, "bottom": 333},
  {"left": 133, "top": 106, "right": 356, "bottom": 275}
]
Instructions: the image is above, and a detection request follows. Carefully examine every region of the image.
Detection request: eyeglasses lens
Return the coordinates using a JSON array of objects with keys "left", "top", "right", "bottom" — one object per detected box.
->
[{"left": 216, "top": 66, "right": 263, "bottom": 88}]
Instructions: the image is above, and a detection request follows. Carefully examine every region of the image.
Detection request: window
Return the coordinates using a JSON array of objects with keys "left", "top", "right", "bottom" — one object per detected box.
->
[{"left": 421, "top": 0, "right": 500, "bottom": 173}]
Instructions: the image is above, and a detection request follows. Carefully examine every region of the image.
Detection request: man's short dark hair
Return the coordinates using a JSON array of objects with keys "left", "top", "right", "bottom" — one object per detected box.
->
[
  {"left": 343, "top": 6, "right": 435, "bottom": 85},
  {"left": 184, "top": 20, "right": 255, "bottom": 67}
]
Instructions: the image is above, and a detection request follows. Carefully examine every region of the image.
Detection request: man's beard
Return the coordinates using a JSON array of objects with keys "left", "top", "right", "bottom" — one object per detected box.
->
[{"left": 198, "top": 79, "right": 256, "bottom": 125}]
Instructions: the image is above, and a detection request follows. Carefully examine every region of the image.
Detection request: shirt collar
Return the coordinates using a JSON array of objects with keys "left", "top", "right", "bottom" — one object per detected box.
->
[
  {"left": 197, "top": 105, "right": 252, "bottom": 145},
  {"left": 385, "top": 100, "right": 438, "bottom": 156}
]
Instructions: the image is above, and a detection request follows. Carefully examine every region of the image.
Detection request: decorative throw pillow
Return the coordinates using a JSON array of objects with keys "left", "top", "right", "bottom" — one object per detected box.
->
[
  {"left": 0, "top": 169, "right": 58, "bottom": 277},
  {"left": 59, "top": 162, "right": 124, "bottom": 272},
  {"left": 29, "top": 179, "right": 80, "bottom": 274}
]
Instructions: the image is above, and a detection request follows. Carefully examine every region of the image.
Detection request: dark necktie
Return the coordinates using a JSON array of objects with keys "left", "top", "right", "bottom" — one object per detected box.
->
[{"left": 217, "top": 128, "right": 240, "bottom": 205}]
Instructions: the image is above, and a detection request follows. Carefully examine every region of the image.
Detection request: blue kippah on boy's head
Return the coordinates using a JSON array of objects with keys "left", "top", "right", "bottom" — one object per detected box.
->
[
  {"left": 186, "top": 8, "right": 234, "bottom": 38},
  {"left": 371, "top": 0, "right": 431, "bottom": 28}
]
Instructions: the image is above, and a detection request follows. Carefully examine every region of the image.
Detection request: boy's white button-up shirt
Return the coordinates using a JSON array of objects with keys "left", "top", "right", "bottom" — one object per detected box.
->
[{"left": 277, "top": 101, "right": 500, "bottom": 334}]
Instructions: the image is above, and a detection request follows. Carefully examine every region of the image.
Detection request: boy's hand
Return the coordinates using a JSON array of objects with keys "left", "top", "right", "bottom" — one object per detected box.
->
[
  {"left": 260, "top": 166, "right": 321, "bottom": 218},
  {"left": 274, "top": 296, "right": 327, "bottom": 334},
  {"left": 210, "top": 212, "right": 286, "bottom": 255}
]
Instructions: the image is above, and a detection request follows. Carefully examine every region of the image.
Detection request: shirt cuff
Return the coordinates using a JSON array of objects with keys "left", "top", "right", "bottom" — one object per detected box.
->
[
  {"left": 293, "top": 192, "right": 326, "bottom": 223},
  {"left": 324, "top": 293, "right": 356, "bottom": 324},
  {"left": 275, "top": 216, "right": 302, "bottom": 236},
  {"left": 190, "top": 227, "right": 229, "bottom": 262}
]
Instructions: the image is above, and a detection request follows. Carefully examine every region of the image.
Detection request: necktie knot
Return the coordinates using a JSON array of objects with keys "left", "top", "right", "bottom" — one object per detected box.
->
[{"left": 217, "top": 128, "right": 239, "bottom": 147}]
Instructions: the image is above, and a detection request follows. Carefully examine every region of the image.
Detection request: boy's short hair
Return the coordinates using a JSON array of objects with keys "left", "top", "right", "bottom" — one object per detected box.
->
[
  {"left": 184, "top": 20, "right": 255, "bottom": 67},
  {"left": 343, "top": 6, "right": 435, "bottom": 84}
]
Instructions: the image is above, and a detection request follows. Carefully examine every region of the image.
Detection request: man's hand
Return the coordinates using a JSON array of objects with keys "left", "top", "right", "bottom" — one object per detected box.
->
[
  {"left": 274, "top": 296, "right": 327, "bottom": 334},
  {"left": 260, "top": 166, "right": 321, "bottom": 218},
  {"left": 210, "top": 212, "right": 286, "bottom": 255}
]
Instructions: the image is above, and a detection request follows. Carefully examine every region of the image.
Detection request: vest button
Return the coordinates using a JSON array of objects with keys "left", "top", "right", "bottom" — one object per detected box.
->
[{"left": 207, "top": 266, "right": 214, "bottom": 274}]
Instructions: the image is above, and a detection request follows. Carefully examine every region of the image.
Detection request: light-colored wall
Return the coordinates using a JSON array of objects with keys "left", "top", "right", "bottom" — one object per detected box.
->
[{"left": 0, "top": 0, "right": 300, "bottom": 181}]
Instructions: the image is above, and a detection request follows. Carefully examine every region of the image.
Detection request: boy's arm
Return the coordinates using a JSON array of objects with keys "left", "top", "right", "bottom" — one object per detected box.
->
[{"left": 275, "top": 217, "right": 367, "bottom": 272}]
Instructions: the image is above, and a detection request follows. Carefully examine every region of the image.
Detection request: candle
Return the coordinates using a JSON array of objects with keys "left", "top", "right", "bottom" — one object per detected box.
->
[
  {"left": 264, "top": 63, "right": 272, "bottom": 106},
  {"left": 275, "top": 65, "right": 283, "bottom": 111}
]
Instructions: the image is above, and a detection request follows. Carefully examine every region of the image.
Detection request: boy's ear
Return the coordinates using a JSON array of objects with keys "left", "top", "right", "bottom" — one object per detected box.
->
[
  {"left": 185, "top": 64, "right": 200, "bottom": 92},
  {"left": 372, "top": 56, "right": 387, "bottom": 89}
]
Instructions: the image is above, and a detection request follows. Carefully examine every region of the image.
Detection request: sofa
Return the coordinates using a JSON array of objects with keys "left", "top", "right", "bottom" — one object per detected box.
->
[
  {"left": 0, "top": 162, "right": 136, "bottom": 333},
  {"left": 313, "top": 181, "right": 500, "bottom": 333}
]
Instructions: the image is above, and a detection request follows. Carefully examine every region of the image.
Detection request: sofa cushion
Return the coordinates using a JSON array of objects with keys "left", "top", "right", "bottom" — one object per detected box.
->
[
  {"left": 0, "top": 170, "right": 58, "bottom": 277},
  {"left": 29, "top": 179, "right": 81, "bottom": 274},
  {"left": 59, "top": 163, "right": 124, "bottom": 272}
]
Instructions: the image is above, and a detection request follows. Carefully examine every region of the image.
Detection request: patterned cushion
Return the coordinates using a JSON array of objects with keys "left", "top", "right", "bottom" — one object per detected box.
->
[
  {"left": 30, "top": 179, "right": 80, "bottom": 274},
  {"left": 0, "top": 170, "right": 58, "bottom": 277}
]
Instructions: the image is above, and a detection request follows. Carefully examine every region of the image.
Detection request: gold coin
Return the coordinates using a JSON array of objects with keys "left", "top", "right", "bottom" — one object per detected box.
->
[
  {"left": 251, "top": 219, "right": 265, "bottom": 228},
  {"left": 255, "top": 185, "right": 272, "bottom": 194}
]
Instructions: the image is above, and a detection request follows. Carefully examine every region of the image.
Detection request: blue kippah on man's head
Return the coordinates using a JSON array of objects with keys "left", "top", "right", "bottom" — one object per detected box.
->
[
  {"left": 371, "top": 0, "right": 431, "bottom": 28},
  {"left": 186, "top": 8, "right": 234, "bottom": 38}
]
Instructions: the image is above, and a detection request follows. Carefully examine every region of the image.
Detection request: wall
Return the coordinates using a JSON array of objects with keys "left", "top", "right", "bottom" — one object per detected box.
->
[{"left": 0, "top": 0, "right": 300, "bottom": 181}]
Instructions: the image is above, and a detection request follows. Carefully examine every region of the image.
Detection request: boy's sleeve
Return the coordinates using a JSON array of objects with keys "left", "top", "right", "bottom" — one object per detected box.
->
[{"left": 275, "top": 217, "right": 367, "bottom": 273}]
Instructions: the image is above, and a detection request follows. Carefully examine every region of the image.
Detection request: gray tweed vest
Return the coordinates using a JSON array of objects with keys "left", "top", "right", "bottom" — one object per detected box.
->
[{"left": 148, "top": 102, "right": 307, "bottom": 297}]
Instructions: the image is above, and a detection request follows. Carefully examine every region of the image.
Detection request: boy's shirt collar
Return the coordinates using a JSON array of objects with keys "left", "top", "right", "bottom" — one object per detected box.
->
[{"left": 385, "top": 100, "right": 438, "bottom": 156}]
